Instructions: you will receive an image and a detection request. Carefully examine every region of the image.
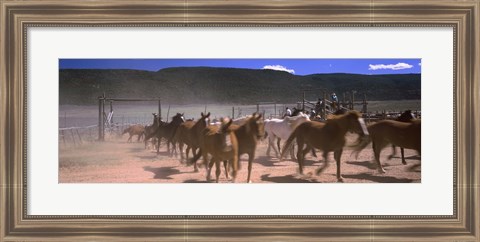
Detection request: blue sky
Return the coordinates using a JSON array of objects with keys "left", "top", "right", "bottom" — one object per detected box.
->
[{"left": 59, "top": 59, "right": 421, "bottom": 75}]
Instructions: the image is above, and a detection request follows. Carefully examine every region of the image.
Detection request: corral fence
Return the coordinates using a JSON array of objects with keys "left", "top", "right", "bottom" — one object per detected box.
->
[
  {"left": 363, "top": 110, "right": 421, "bottom": 122},
  {"left": 299, "top": 89, "right": 368, "bottom": 120},
  {"left": 98, "top": 94, "right": 161, "bottom": 141},
  {"left": 59, "top": 121, "right": 152, "bottom": 148},
  {"left": 59, "top": 125, "right": 98, "bottom": 148}
]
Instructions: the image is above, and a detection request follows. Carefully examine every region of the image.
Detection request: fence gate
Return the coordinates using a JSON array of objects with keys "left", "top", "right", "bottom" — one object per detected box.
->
[{"left": 98, "top": 94, "right": 161, "bottom": 141}]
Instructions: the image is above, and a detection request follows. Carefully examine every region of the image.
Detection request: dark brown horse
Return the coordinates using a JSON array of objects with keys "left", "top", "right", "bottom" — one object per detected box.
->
[
  {"left": 122, "top": 124, "right": 145, "bottom": 143},
  {"left": 353, "top": 119, "right": 421, "bottom": 173},
  {"left": 144, "top": 113, "right": 160, "bottom": 149},
  {"left": 281, "top": 111, "right": 369, "bottom": 182},
  {"left": 145, "top": 113, "right": 185, "bottom": 156},
  {"left": 173, "top": 112, "right": 210, "bottom": 171},
  {"left": 389, "top": 110, "right": 416, "bottom": 164}
]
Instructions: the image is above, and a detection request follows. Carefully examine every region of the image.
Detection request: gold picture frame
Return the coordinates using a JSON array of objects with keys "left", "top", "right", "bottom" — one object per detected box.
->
[{"left": 1, "top": 0, "right": 478, "bottom": 241}]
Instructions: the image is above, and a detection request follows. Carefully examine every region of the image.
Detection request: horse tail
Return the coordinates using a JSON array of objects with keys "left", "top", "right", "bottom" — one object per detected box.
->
[
  {"left": 350, "top": 134, "right": 372, "bottom": 160},
  {"left": 280, "top": 127, "right": 299, "bottom": 161}
]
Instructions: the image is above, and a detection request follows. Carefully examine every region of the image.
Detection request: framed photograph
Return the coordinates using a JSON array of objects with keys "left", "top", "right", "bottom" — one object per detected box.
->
[{"left": 1, "top": 0, "right": 478, "bottom": 241}]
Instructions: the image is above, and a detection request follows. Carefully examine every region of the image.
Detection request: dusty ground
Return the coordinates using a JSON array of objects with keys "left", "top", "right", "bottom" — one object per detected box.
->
[{"left": 59, "top": 134, "right": 421, "bottom": 183}]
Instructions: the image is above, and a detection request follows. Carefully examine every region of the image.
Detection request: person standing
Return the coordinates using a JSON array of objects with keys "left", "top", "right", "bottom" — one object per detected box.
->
[
  {"left": 284, "top": 107, "right": 292, "bottom": 118},
  {"left": 331, "top": 92, "right": 338, "bottom": 111}
]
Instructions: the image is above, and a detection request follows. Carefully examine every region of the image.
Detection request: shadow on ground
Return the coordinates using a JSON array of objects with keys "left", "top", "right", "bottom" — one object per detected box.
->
[
  {"left": 252, "top": 155, "right": 288, "bottom": 167},
  {"left": 389, "top": 154, "right": 421, "bottom": 161},
  {"left": 407, "top": 163, "right": 421, "bottom": 172},
  {"left": 128, "top": 146, "right": 147, "bottom": 153},
  {"left": 143, "top": 166, "right": 181, "bottom": 180},
  {"left": 136, "top": 155, "right": 159, "bottom": 161},
  {"left": 346, "top": 160, "right": 378, "bottom": 170},
  {"left": 342, "top": 172, "right": 414, "bottom": 183},
  {"left": 183, "top": 179, "right": 209, "bottom": 183},
  {"left": 260, "top": 174, "right": 317, "bottom": 183}
]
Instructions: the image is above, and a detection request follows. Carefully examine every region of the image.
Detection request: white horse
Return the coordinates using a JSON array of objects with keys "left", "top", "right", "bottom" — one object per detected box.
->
[{"left": 264, "top": 112, "right": 310, "bottom": 159}]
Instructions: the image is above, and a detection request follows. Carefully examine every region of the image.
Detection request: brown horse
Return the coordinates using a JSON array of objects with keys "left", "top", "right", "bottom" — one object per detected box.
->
[
  {"left": 231, "top": 113, "right": 265, "bottom": 183},
  {"left": 353, "top": 119, "right": 421, "bottom": 173},
  {"left": 173, "top": 112, "right": 210, "bottom": 171},
  {"left": 389, "top": 110, "right": 417, "bottom": 164},
  {"left": 122, "top": 124, "right": 145, "bottom": 142},
  {"left": 191, "top": 118, "right": 239, "bottom": 183},
  {"left": 280, "top": 111, "right": 369, "bottom": 182},
  {"left": 190, "top": 113, "right": 265, "bottom": 182}
]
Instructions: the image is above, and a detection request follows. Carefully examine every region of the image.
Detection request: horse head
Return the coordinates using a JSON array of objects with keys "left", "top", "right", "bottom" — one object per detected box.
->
[
  {"left": 245, "top": 113, "right": 265, "bottom": 140},
  {"left": 172, "top": 112, "right": 185, "bottom": 124},
  {"left": 197, "top": 112, "right": 211, "bottom": 128},
  {"left": 219, "top": 117, "right": 233, "bottom": 133},
  {"left": 341, "top": 111, "right": 370, "bottom": 152},
  {"left": 337, "top": 111, "right": 368, "bottom": 136}
]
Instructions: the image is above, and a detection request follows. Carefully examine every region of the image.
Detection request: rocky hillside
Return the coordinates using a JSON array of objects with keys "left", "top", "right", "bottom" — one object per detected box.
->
[{"left": 59, "top": 67, "right": 421, "bottom": 105}]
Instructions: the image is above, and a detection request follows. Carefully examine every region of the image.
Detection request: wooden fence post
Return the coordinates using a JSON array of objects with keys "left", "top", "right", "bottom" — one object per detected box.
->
[
  {"left": 61, "top": 130, "right": 66, "bottom": 146},
  {"left": 350, "top": 91, "right": 355, "bottom": 110},
  {"left": 362, "top": 94, "right": 367, "bottom": 113},
  {"left": 76, "top": 129, "right": 83, "bottom": 144},
  {"left": 158, "top": 99, "right": 162, "bottom": 120},
  {"left": 322, "top": 91, "right": 327, "bottom": 119},
  {"left": 98, "top": 96, "right": 103, "bottom": 141},
  {"left": 70, "top": 129, "right": 77, "bottom": 146},
  {"left": 167, "top": 105, "right": 171, "bottom": 122}
]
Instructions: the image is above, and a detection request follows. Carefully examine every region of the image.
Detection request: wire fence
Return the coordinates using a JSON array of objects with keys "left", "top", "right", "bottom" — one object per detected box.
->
[{"left": 59, "top": 122, "right": 147, "bottom": 148}]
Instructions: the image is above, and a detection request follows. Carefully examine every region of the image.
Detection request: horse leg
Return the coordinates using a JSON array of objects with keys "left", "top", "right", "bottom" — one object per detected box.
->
[
  {"left": 128, "top": 134, "right": 132, "bottom": 143},
  {"left": 388, "top": 145, "right": 397, "bottom": 160},
  {"left": 289, "top": 143, "right": 296, "bottom": 161},
  {"left": 156, "top": 137, "right": 161, "bottom": 154},
  {"left": 296, "top": 139, "right": 306, "bottom": 175},
  {"left": 170, "top": 141, "right": 176, "bottom": 158},
  {"left": 247, "top": 152, "right": 255, "bottom": 183},
  {"left": 215, "top": 159, "right": 221, "bottom": 183},
  {"left": 206, "top": 157, "right": 215, "bottom": 182},
  {"left": 223, "top": 160, "right": 229, "bottom": 180},
  {"left": 400, "top": 148, "right": 406, "bottom": 165},
  {"left": 191, "top": 148, "right": 199, "bottom": 172},
  {"left": 334, "top": 149, "right": 344, "bottom": 182},
  {"left": 179, "top": 142, "right": 185, "bottom": 163},
  {"left": 167, "top": 142, "right": 171, "bottom": 156},
  {"left": 310, "top": 146, "right": 317, "bottom": 158},
  {"left": 269, "top": 135, "right": 280, "bottom": 158},
  {"left": 173, "top": 141, "right": 178, "bottom": 157},
  {"left": 316, "top": 152, "right": 330, "bottom": 176},
  {"left": 266, "top": 134, "right": 271, "bottom": 156},
  {"left": 373, "top": 141, "right": 387, "bottom": 173},
  {"left": 276, "top": 138, "right": 281, "bottom": 154}
]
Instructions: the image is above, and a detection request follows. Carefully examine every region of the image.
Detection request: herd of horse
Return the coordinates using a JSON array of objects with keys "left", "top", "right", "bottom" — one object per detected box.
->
[{"left": 121, "top": 109, "right": 421, "bottom": 183}]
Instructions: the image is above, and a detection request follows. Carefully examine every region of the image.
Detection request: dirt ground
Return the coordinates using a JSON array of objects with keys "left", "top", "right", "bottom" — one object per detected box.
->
[{"left": 59, "top": 134, "right": 421, "bottom": 183}]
